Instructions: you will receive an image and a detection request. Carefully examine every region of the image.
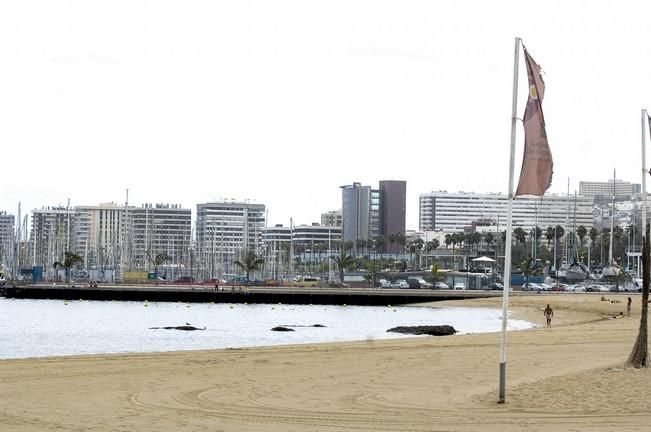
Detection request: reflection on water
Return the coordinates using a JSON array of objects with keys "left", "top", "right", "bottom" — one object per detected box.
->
[{"left": 0, "top": 298, "right": 533, "bottom": 359}]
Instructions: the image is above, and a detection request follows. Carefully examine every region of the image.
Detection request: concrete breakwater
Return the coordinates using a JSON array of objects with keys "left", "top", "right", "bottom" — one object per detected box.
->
[{"left": 1, "top": 283, "right": 501, "bottom": 306}]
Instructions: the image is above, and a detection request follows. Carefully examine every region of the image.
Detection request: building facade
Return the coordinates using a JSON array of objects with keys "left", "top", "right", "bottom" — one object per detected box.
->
[
  {"left": 379, "top": 180, "right": 407, "bottom": 254},
  {"left": 195, "top": 201, "right": 266, "bottom": 265},
  {"left": 341, "top": 181, "right": 406, "bottom": 254},
  {"left": 30, "top": 207, "right": 76, "bottom": 273},
  {"left": 0, "top": 211, "right": 15, "bottom": 270},
  {"left": 579, "top": 179, "right": 641, "bottom": 201},
  {"left": 419, "top": 191, "right": 593, "bottom": 233},
  {"left": 320, "top": 210, "right": 342, "bottom": 227},
  {"left": 129, "top": 204, "right": 192, "bottom": 270}
]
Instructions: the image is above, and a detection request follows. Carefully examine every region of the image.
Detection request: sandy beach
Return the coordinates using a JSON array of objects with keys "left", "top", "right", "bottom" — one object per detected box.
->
[{"left": 2, "top": 293, "right": 650, "bottom": 431}]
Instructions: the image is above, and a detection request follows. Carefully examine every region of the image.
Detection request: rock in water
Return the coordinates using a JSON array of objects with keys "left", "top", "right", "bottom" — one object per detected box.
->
[
  {"left": 149, "top": 325, "right": 206, "bottom": 331},
  {"left": 386, "top": 325, "right": 457, "bottom": 336},
  {"left": 271, "top": 326, "right": 295, "bottom": 332}
]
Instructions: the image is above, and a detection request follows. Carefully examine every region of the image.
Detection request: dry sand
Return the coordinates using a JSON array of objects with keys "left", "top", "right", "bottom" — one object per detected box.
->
[{"left": 2, "top": 293, "right": 651, "bottom": 431}]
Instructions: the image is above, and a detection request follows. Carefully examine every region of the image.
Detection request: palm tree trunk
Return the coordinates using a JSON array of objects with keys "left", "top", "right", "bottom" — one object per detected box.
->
[{"left": 627, "top": 224, "right": 650, "bottom": 367}]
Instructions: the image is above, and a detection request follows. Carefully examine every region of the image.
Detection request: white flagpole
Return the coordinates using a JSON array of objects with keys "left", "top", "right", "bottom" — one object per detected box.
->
[
  {"left": 642, "top": 109, "right": 647, "bottom": 237},
  {"left": 499, "top": 36, "right": 521, "bottom": 404}
]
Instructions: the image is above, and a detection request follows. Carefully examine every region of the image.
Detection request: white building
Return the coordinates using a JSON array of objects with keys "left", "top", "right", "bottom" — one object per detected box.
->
[
  {"left": 195, "top": 201, "right": 266, "bottom": 263},
  {"left": 129, "top": 204, "right": 192, "bottom": 270},
  {"left": 31, "top": 207, "right": 76, "bottom": 272},
  {"left": 320, "top": 210, "right": 342, "bottom": 227},
  {"left": 0, "top": 211, "right": 15, "bottom": 269},
  {"left": 419, "top": 191, "right": 593, "bottom": 233},
  {"left": 579, "top": 179, "right": 640, "bottom": 200}
]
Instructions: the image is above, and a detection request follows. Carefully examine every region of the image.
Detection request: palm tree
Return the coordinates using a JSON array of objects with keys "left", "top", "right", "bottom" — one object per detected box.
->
[
  {"left": 513, "top": 228, "right": 527, "bottom": 245},
  {"left": 430, "top": 263, "right": 446, "bottom": 283},
  {"left": 577, "top": 225, "right": 587, "bottom": 248},
  {"left": 332, "top": 252, "right": 355, "bottom": 285},
  {"left": 627, "top": 223, "right": 650, "bottom": 367},
  {"left": 484, "top": 233, "right": 494, "bottom": 252},
  {"left": 153, "top": 253, "right": 171, "bottom": 284},
  {"left": 234, "top": 251, "right": 265, "bottom": 286},
  {"left": 545, "top": 226, "right": 554, "bottom": 248},
  {"left": 53, "top": 251, "right": 83, "bottom": 284}
]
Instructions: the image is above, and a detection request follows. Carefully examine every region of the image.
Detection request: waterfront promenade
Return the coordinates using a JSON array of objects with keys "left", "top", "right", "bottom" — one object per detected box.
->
[{"left": 1, "top": 283, "right": 503, "bottom": 305}]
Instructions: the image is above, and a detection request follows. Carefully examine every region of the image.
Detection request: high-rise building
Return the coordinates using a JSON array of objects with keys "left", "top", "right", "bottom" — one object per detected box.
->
[
  {"left": 379, "top": 180, "right": 407, "bottom": 254},
  {"left": 579, "top": 179, "right": 640, "bottom": 201},
  {"left": 58, "top": 202, "right": 192, "bottom": 272},
  {"left": 129, "top": 204, "right": 192, "bottom": 270},
  {"left": 0, "top": 211, "right": 15, "bottom": 268},
  {"left": 419, "top": 191, "right": 593, "bottom": 233},
  {"left": 341, "top": 183, "right": 373, "bottom": 249},
  {"left": 341, "top": 180, "right": 406, "bottom": 254},
  {"left": 73, "top": 203, "right": 126, "bottom": 270},
  {"left": 31, "top": 207, "right": 76, "bottom": 272},
  {"left": 195, "top": 201, "right": 266, "bottom": 264}
]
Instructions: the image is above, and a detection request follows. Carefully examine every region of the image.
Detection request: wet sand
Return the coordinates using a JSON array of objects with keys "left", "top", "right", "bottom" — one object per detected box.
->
[{"left": 1, "top": 293, "right": 650, "bottom": 431}]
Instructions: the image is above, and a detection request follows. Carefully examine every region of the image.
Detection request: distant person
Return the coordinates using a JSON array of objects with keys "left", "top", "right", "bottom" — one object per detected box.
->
[
  {"left": 543, "top": 304, "right": 554, "bottom": 327},
  {"left": 627, "top": 297, "right": 632, "bottom": 317},
  {"left": 214, "top": 280, "right": 219, "bottom": 292}
]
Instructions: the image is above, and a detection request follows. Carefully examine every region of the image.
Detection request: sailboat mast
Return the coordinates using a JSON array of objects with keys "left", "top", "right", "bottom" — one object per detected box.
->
[{"left": 609, "top": 169, "right": 615, "bottom": 265}]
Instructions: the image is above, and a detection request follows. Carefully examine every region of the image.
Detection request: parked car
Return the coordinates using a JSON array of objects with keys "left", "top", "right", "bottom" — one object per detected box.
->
[
  {"left": 453, "top": 282, "right": 465, "bottom": 290},
  {"left": 538, "top": 283, "right": 552, "bottom": 291},
  {"left": 489, "top": 282, "right": 504, "bottom": 290},
  {"left": 378, "top": 279, "right": 391, "bottom": 288},
  {"left": 567, "top": 284, "right": 586, "bottom": 292},
  {"left": 586, "top": 284, "right": 610, "bottom": 292},
  {"left": 407, "top": 277, "right": 433, "bottom": 289},
  {"left": 390, "top": 279, "right": 410, "bottom": 289},
  {"left": 521, "top": 282, "right": 542, "bottom": 291},
  {"left": 434, "top": 281, "right": 450, "bottom": 289},
  {"left": 551, "top": 283, "right": 567, "bottom": 292}
]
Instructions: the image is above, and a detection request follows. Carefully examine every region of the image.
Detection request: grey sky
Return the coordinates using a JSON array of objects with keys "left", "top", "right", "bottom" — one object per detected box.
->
[{"left": 2, "top": 1, "right": 650, "bottom": 229}]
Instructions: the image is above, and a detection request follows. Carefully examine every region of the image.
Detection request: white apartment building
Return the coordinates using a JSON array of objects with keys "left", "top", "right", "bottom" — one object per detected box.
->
[
  {"left": 419, "top": 192, "right": 593, "bottom": 233},
  {"left": 74, "top": 203, "right": 127, "bottom": 270},
  {"left": 73, "top": 203, "right": 192, "bottom": 271},
  {"left": 195, "top": 201, "right": 266, "bottom": 262},
  {"left": 31, "top": 207, "right": 76, "bottom": 271},
  {"left": 129, "top": 204, "right": 192, "bottom": 270},
  {"left": 0, "top": 211, "right": 15, "bottom": 268},
  {"left": 579, "top": 179, "right": 641, "bottom": 200}
]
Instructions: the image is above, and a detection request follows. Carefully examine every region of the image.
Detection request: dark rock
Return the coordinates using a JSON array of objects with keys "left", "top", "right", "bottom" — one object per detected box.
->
[
  {"left": 271, "top": 326, "right": 295, "bottom": 332},
  {"left": 312, "top": 324, "right": 326, "bottom": 327},
  {"left": 387, "top": 325, "right": 457, "bottom": 336},
  {"left": 149, "top": 325, "right": 206, "bottom": 331}
]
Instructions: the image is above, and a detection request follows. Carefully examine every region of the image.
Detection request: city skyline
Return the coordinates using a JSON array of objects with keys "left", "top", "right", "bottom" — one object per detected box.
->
[{"left": 2, "top": 2, "right": 651, "bottom": 230}]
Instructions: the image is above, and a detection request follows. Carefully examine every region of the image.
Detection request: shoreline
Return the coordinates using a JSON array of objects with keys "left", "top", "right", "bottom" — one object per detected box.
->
[{"left": 2, "top": 294, "right": 650, "bottom": 431}]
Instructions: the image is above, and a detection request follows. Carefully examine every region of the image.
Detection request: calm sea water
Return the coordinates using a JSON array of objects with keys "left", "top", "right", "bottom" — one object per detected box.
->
[{"left": 0, "top": 298, "right": 534, "bottom": 359}]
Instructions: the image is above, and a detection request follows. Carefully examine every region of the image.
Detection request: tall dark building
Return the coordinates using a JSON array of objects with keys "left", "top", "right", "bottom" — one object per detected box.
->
[
  {"left": 341, "top": 180, "right": 406, "bottom": 255},
  {"left": 379, "top": 180, "right": 406, "bottom": 254}
]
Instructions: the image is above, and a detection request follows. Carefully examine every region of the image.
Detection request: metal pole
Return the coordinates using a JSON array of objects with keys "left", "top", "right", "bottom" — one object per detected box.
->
[
  {"left": 499, "top": 36, "right": 521, "bottom": 404},
  {"left": 642, "top": 109, "right": 647, "bottom": 239}
]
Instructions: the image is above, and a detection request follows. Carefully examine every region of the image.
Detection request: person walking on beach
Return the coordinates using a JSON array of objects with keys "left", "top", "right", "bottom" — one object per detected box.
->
[
  {"left": 544, "top": 304, "right": 554, "bottom": 327},
  {"left": 627, "top": 297, "right": 632, "bottom": 317}
]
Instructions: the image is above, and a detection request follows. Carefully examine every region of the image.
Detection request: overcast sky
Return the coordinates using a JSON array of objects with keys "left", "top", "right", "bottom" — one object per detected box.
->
[{"left": 2, "top": 1, "right": 651, "bottom": 229}]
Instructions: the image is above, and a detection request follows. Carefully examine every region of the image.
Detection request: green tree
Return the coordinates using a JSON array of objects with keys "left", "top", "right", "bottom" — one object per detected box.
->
[
  {"left": 577, "top": 225, "right": 587, "bottom": 248},
  {"left": 430, "top": 263, "right": 446, "bottom": 283},
  {"left": 333, "top": 252, "right": 355, "bottom": 285},
  {"left": 545, "top": 226, "right": 555, "bottom": 248},
  {"left": 513, "top": 228, "right": 527, "bottom": 245},
  {"left": 53, "top": 251, "right": 83, "bottom": 284},
  {"left": 234, "top": 251, "right": 265, "bottom": 286},
  {"left": 153, "top": 253, "right": 170, "bottom": 284}
]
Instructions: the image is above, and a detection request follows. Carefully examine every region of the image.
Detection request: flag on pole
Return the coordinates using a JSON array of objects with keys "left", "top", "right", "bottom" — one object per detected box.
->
[{"left": 515, "top": 47, "right": 553, "bottom": 196}]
